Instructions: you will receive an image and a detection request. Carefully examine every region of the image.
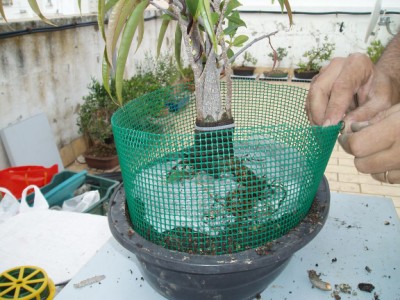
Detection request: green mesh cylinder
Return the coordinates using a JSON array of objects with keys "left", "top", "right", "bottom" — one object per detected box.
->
[{"left": 112, "top": 80, "right": 340, "bottom": 255}]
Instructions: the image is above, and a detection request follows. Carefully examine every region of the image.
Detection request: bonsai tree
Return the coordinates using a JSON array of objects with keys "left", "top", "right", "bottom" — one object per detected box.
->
[
  {"left": 264, "top": 46, "right": 288, "bottom": 77},
  {"left": 367, "top": 39, "right": 385, "bottom": 63},
  {"left": 232, "top": 51, "right": 258, "bottom": 76},
  {"left": 97, "top": 0, "right": 292, "bottom": 130},
  {"left": 295, "top": 36, "right": 335, "bottom": 78}
]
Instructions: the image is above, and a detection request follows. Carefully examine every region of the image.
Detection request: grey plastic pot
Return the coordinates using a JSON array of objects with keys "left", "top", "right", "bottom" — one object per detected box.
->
[{"left": 108, "top": 176, "right": 330, "bottom": 300}]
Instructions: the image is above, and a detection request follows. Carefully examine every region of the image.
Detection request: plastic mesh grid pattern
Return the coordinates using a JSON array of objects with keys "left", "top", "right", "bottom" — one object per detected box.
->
[{"left": 112, "top": 80, "right": 340, "bottom": 255}]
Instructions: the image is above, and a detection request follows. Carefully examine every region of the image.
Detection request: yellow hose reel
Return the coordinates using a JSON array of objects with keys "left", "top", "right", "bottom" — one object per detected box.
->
[{"left": 0, "top": 266, "right": 55, "bottom": 300}]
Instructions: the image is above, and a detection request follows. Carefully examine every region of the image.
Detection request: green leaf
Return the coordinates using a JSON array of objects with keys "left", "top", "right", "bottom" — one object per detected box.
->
[
  {"left": 0, "top": 1, "right": 7, "bottom": 23},
  {"left": 136, "top": 15, "right": 145, "bottom": 52},
  {"left": 105, "top": 0, "right": 136, "bottom": 66},
  {"left": 225, "top": 0, "right": 242, "bottom": 16},
  {"left": 277, "top": 0, "right": 293, "bottom": 26},
  {"left": 227, "top": 48, "right": 234, "bottom": 59},
  {"left": 157, "top": 15, "right": 171, "bottom": 57},
  {"left": 210, "top": 12, "right": 219, "bottom": 26},
  {"left": 98, "top": 0, "right": 106, "bottom": 40},
  {"left": 175, "top": 24, "right": 184, "bottom": 74},
  {"left": 102, "top": 48, "right": 114, "bottom": 102},
  {"left": 78, "top": 0, "right": 82, "bottom": 13},
  {"left": 105, "top": 0, "right": 120, "bottom": 12},
  {"left": 199, "top": 0, "right": 217, "bottom": 52},
  {"left": 223, "top": 24, "right": 239, "bottom": 37},
  {"left": 185, "top": 0, "right": 200, "bottom": 19},
  {"left": 27, "top": 0, "right": 55, "bottom": 26},
  {"left": 115, "top": 0, "right": 149, "bottom": 105},
  {"left": 232, "top": 35, "right": 248, "bottom": 47},
  {"left": 226, "top": 15, "right": 246, "bottom": 27}
]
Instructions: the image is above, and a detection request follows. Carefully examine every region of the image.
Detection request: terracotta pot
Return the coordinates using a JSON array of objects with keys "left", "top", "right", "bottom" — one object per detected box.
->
[{"left": 84, "top": 153, "right": 119, "bottom": 170}]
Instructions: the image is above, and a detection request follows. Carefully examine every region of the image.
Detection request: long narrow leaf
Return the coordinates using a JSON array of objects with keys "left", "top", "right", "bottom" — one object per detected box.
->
[
  {"left": 78, "top": 0, "right": 82, "bottom": 13},
  {"left": 27, "top": 0, "right": 55, "bottom": 26},
  {"left": 199, "top": 0, "right": 217, "bottom": 52},
  {"left": 157, "top": 16, "right": 171, "bottom": 57},
  {"left": 283, "top": 0, "right": 293, "bottom": 26},
  {"left": 0, "top": 1, "right": 7, "bottom": 23},
  {"left": 105, "top": 0, "right": 136, "bottom": 66},
  {"left": 115, "top": 0, "right": 149, "bottom": 105},
  {"left": 277, "top": 0, "right": 293, "bottom": 26},
  {"left": 136, "top": 14, "right": 145, "bottom": 53},
  {"left": 98, "top": 0, "right": 106, "bottom": 40},
  {"left": 105, "top": 0, "right": 120, "bottom": 12},
  {"left": 102, "top": 48, "right": 114, "bottom": 101},
  {"left": 174, "top": 24, "right": 183, "bottom": 74}
]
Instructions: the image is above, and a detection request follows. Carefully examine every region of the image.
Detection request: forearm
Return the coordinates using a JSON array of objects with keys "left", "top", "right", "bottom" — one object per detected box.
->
[{"left": 375, "top": 32, "right": 400, "bottom": 104}]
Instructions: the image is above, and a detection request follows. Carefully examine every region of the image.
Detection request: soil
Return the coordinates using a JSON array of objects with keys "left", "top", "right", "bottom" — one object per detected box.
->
[
  {"left": 85, "top": 144, "right": 117, "bottom": 158},
  {"left": 263, "top": 69, "right": 288, "bottom": 78}
]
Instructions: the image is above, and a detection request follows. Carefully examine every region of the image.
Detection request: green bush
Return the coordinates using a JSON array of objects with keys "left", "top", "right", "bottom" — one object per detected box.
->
[
  {"left": 77, "top": 54, "right": 185, "bottom": 148},
  {"left": 297, "top": 37, "right": 335, "bottom": 72},
  {"left": 367, "top": 40, "right": 385, "bottom": 64}
]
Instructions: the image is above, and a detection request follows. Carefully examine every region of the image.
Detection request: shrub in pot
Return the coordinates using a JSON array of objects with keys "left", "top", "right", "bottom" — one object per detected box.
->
[
  {"left": 77, "top": 55, "right": 183, "bottom": 169},
  {"left": 264, "top": 47, "right": 289, "bottom": 78},
  {"left": 294, "top": 37, "right": 335, "bottom": 80},
  {"left": 232, "top": 51, "right": 258, "bottom": 76}
]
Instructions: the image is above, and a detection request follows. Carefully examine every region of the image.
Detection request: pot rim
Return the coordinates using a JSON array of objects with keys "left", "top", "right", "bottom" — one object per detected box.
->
[{"left": 108, "top": 177, "right": 330, "bottom": 274}]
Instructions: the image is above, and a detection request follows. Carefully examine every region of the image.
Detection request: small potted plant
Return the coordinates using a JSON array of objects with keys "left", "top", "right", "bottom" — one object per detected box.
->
[
  {"left": 77, "top": 78, "right": 120, "bottom": 170},
  {"left": 232, "top": 51, "right": 258, "bottom": 76},
  {"left": 264, "top": 47, "right": 288, "bottom": 79},
  {"left": 78, "top": 55, "right": 183, "bottom": 169},
  {"left": 294, "top": 37, "right": 335, "bottom": 80},
  {"left": 367, "top": 39, "right": 385, "bottom": 63}
]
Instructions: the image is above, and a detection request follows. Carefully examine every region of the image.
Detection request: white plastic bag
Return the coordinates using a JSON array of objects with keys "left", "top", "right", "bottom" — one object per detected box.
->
[
  {"left": 0, "top": 185, "right": 49, "bottom": 222},
  {"left": 0, "top": 187, "right": 20, "bottom": 223},
  {"left": 19, "top": 185, "right": 49, "bottom": 213},
  {"left": 62, "top": 190, "right": 100, "bottom": 213}
]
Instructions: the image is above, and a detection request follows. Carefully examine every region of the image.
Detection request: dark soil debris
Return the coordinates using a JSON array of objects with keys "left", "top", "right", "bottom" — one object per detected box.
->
[
  {"left": 358, "top": 283, "right": 375, "bottom": 293},
  {"left": 365, "top": 266, "right": 372, "bottom": 273}
]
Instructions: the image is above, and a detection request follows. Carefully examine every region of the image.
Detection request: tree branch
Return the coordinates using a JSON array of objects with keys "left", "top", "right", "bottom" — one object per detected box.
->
[
  {"left": 149, "top": 1, "right": 178, "bottom": 20},
  {"left": 229, "top": 31, "right": 279, "bottom": 64}
]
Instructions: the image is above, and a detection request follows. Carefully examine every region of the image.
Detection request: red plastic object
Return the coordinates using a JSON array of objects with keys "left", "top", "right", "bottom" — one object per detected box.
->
[{"left": 0, "top": 164, "right": 58, "bottom": 199}]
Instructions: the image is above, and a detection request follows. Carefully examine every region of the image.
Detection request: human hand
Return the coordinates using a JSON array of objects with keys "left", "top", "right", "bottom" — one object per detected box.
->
[
  {"left": 339, "top": 103, "right": 400, "bottom": 184},
  {"left": 305, "top": 53, "right": 395, "bottom": 132}
]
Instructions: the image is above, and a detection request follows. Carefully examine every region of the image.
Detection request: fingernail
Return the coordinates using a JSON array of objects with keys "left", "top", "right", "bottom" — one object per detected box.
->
[{"left": 322, "top": 119, "right": 331, "bottom": 127}]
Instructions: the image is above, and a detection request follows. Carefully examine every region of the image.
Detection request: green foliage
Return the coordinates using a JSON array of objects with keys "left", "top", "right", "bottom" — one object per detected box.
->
[
  {"left": 78, "top": 54, "right": 182, "bottom": 146},
  {"left": 297, "top": 37, "right": 335, "bottom": 72},
  {"left": 268, "top": 47, "right": 288, "bottom": 63},
  {"left": 240, "top": 51, "right": 258, "bottom": 67},
  {"left": 367, "top": 40, "right": 385, "bottom": 63}
]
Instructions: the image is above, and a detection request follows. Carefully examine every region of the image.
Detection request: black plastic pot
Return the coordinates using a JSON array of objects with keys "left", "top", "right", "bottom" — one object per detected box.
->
[
  {"left": 232, "top": 66, "right": 256, "bottom": 76},
  {"left": 293, "top": 68, "right": 319, "bottom": 80},
  {"left": 108, "top": 177, "right": 330, "bottom": 300}
]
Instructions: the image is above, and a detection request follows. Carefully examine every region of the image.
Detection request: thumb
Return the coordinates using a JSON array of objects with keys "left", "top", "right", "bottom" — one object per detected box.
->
[{"left": 343, "top": 96, "right": 392, "bottom": 133}]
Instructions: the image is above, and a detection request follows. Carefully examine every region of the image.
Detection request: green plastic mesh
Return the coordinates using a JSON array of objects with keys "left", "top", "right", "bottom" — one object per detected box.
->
[{"left": 112, "top": 80, "right": 340, "bottom": 255}]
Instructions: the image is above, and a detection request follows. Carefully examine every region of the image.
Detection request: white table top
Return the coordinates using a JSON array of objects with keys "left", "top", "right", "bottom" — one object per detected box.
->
[{"left": 56, "top": 192, "right": 400, "bottom": 300}]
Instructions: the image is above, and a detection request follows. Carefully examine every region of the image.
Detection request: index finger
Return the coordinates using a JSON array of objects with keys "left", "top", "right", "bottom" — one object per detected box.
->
[
  {"left": 306, "top": 57, "right": 345, "bottom": 125},
  {"left": 326, "top": 53, "right": 374, "bottom": 124}
]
